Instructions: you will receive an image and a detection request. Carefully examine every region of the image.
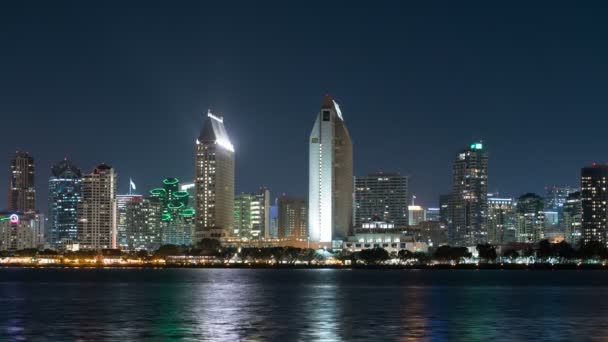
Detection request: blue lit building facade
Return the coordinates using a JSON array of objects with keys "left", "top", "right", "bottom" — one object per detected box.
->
[{"left": 48, "top": 159, "right": 82, "bottom": 249}]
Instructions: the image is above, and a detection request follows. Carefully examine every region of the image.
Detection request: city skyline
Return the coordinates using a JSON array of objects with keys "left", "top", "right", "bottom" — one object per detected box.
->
[{"left": 2, "top": 2, "right": 606, "bottom": 214}]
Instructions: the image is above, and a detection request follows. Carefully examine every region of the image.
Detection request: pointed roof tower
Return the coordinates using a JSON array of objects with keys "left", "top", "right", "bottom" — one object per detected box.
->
[{"left": 198, "top": 110, "right": 234, "bottom": 152}]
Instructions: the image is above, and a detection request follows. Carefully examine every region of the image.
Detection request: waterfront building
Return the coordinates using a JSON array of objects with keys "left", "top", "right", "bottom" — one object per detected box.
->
[
  {"left": 48, "top": 159, "right": 82, "bottom": 249},
  {"left": 126, "top": 197, "right": 162, "bottom": 251},
  {"left": 269, "top": 201, "right": 279, "bottom": 238},
  {"left": 8, "top": 151, "right": 36, "bottom": 213},
  {"left": 278, "top": 196, "right": 307, "bottom": 240},
  {"left": 308, "top": 95, "right": 353, "bottom": 243},
  {"left": 439, "top": 194, "right": 451, "bottom": 226},
  {"left": 354, "top": 172, "right": 408, "bottom": 228},
  {"left": 77, "top": 164, "right": 117, "bottom": 250},
  {"left": 581, "top": 164, "right": 608, "bottom": 245},
  {"left": 487, "top": 196, "right": 516, "bottom": 244},
  {"left": 563, "top": 191, "right": 582, "bottom": 244},
  {"left": 150, "top": 178, "right": 195, "bottom": 246},
  {"left": 195, "top": 111, "right": 235, "bottom": 241},
  {"left": 450, "top": 142, "right": 488, "bottom": 246},
  {"left": 516, "top": 193, "right": 545, "bottom": 243},
  {"left": 0, "top": 212, "right": 45, "bottom": 251},
  {"left": 233, "top": 187, "right": 271, "bottom": 240},
  {"left": 116, "top": 194, "right": 143, "bottom": 249}
]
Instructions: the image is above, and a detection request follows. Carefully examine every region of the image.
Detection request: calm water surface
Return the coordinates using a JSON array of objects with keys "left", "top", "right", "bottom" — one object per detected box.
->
[{"left": 1, "top": 268, "right": 608, "bottom": 341}]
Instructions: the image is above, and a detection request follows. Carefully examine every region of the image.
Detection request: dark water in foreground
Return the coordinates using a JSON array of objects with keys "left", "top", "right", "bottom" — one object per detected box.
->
[{"left": 1, "top": 268, "right": 608, "bottom": 341}]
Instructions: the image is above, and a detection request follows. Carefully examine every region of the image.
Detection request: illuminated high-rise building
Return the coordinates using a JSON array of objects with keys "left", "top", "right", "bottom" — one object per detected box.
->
[
  {"left": 581, "top": 164, "right": 608, "bottom": 245},
  {"left": 0, "top": 212, "right": 44, "bottom": 251},
  {"left": 563, "top": 191, "right": 582, "bottom": 244},
  {"left": 425, "top": 208, "right": 440, "bottom": 222},
  {"left": 439, "top": 194, "right": 452, "bottom": 226},
  {"left": 77, "top": 164, "right": 117, "bottom": 250},
  {"left": 195, "top": 111, "right": 235, "bottom": 241},
  {"left": 450, "top": 142, "right": 488, "bottom": 246},
  {"left": 278, "top": 195, "right": 307, "bottom": 240},
  {"left": 233, "top": 187, "right": 270, "bottom": 240},
  {"left": 116, "top": 194, "right": 143, "bottom": 249},
  {"left": 48, "top": 159, "right": 82, "bottom": 249},
  {"left": 151, "top": 178, "right": 195, "bottom": 246},
  {"left": 354, "top": 172, "right": 408, "bottom": 228},
  {"left": 408, "top": 204, "right": 426, "bottom": 226},
  {"left": 516, "top": 193, "right": 545, "bottom": 243},
  {"left": 8, "top": 151, "right": 36, "bottom": 213},
  {"left": 487, "top": 196, "right": 516, "bottom": 244},
  {"left": 308, "top": 95, "right": 353, "bottom": 243},
  {"left": 126, "top": 197, "right": 162, "bottom": 251}
]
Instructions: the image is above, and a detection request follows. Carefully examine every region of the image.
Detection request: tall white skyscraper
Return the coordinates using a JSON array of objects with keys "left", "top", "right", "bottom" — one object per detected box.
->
[
  {"left": 308, "top": 95, "right": 353, "bottom": 243},
  {"left": 77, "top": 164, "right": 117, "bottom": 250},
  {"left": 195, "top": 110, "right": 235, "bottom": 242}
]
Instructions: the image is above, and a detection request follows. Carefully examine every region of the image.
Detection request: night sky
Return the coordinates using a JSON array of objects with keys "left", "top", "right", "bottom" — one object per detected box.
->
[{"left": 1, "top": 1, "right": 607, "bottom": 213}]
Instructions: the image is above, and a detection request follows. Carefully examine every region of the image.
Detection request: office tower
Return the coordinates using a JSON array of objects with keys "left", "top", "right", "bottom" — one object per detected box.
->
[
  {"left": 439, "top": 194, "right": 452, "bottom": 226},
  {"left": 354, "top": 172, "right": 408, "bottom": 228},
  {"left": 581, "top": 164, "right": 608, "bottom": 245},
  {"left": 233, "top": 187, "right": 270, "bottom": 240},
  {"left": 545, "top": 185, "right": 578, "bottom": 237},
  {"left": 426, "top": 208, "right": 440, "bottom": 222},
  {"left": 487, "top": 196, "right": 516, "bottom": 244},
  {"left": 269, "top": 202, "right": 279, "bottom": 238},
  {"left": 516, "top": 193, "right": 545, "bottom": 243},
  {"left": 116, "top": 194, "right": 143, "bottom": 249},
  {"left": 563, "top": 191, "right": 582, "bottom": 244},
  {"left": 126, "top": 197, "right": 162, "bottom": 251},
  {"left": 150, "top": 178, "right": 195, "bottom": 246},
  {"left": 408, "top": 204, "right": 426, "bottom": 226},
  {"left": 195, "top": 110, "right": 235, "bottom": 241},
  {"left": 48, "top": 159, "right": 82, "bottom": 249},
  {"left": 308, "top": 95, "right": 353, "bottom": 243},
  {"left": 234, "top": 193, "right": 253, "bottom": 238},
  {"left": 8, "top": 151, "right": 36, "bottom": 213},
  {"left": 0, "top": 212, "right": 44, "bottom": 251},
  {"left": 77, "top": 164, "right": 117, "bottom": 250},
  {"left": 258, "top": 187, "right": 271, "bottom": 239},
  {"left": 545, "top": 186, "right": 578, "bottom": 214},
  {"left": 278, "top": 196, "right": 307, "bottom": 240},
  {"left": 450, "top": 142, "right": 488, "bottom": 246}
]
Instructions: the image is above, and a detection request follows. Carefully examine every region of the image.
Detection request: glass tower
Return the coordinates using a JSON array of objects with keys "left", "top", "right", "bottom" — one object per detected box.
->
[{"left": 48, "top": 159, "right": 82, "bottom": 249}]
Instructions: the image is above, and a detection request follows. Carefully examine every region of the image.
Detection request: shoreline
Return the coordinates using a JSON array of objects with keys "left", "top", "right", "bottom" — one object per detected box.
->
[{"left": 1, "top": 263, "right": 606, "bottom": 270}]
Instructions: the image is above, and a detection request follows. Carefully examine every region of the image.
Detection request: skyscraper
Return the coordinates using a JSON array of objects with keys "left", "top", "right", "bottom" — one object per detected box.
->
[
  {"left": 278, "top": 196, "right": 307, "bottom": 240},
  {"left": 116, "top": 194, "right": 143, "bottom": 249},
  {"left": 308, "top": 95, "right": 353, "bottom": 243},
  {"left": 233, "top": 187, "right": 270, "bottom": 240},
  {"left": 150, "top": 178, "right": 195, "bottom": 246},
  {"left": 48, "top": 159, "right": 82, "bottom": 249},
  {"left": 563, "top": 191, "right": 582, "bottom": 244},
  {"left": 545, "top": 186, "right": 578, "bottom": 214},
  {"left": 77, "top": 164, "right": 117, "bottom": 250},
  {"left": 581, "top": 164, "right": 608, "bottom": 245},
  {"left": 439, "top": 194, "right": 452, "bottom": 226},
  {"left": 516, "top": 193, "right": 545, "bottom": 243},
  {"left": 8, "top": 151, "right": 36, "bottom": 213},
  {"left": 450, "top": 142, "right": 488, "bottom": 246},
  {"left": 408, "top": 204, "right": 426, "bottom": 226},
  {"left": 195, "top": 111, "right": 235, "bottom": 241},
  {"left": 354, "top": 172, "right": 408, "bottom": 228},
  {"left": 487, "top": 196, "right": 516, "bottom": 244},
  {"left": 126, "top": 197, "right": 162, "bottom": 251}
]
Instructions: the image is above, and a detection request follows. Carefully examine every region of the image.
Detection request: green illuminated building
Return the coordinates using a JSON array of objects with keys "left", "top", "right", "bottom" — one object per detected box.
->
[{"left": 149, "top": 178, "right": 195, "bottom": 246}]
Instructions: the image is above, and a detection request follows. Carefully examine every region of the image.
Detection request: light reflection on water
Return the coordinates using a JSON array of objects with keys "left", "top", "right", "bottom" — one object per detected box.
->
[{"left": 2, "top": 269, "right": 608, "bottom": 341}]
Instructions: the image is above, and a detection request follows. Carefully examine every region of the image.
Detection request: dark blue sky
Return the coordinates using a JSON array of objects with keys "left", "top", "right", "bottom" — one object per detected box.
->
[{"left": 1, "top": 1, "right": 607, "bottom": 213}]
